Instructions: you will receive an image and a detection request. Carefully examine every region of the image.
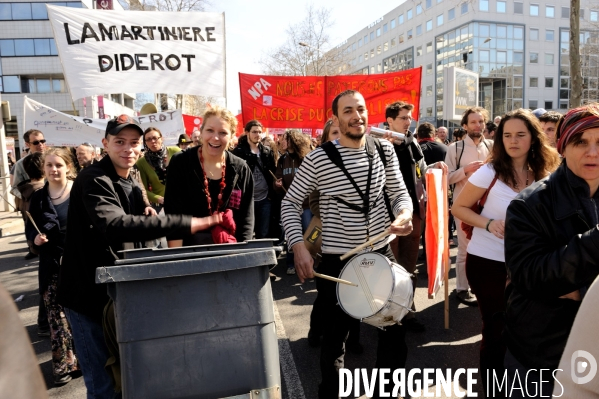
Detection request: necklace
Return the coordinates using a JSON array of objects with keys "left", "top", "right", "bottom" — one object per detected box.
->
[
  {"left": 199, "top": 149, "right": 226, "bottom": 215},
  {"left": 49, "top": 182, "right": 68, "bottom": 200},
  {"left": 514, "top": 166, "right": 529, "bottom": 191}
]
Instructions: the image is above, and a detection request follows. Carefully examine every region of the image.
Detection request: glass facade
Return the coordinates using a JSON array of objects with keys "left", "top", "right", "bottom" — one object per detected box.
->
[
  {"left": 383, "top": 47, "right": 414, "bottom": 73},
  {"left": 559, "top": 28, "right": 599, "bottom": 108},
  {"left": 0, "top": 2, "right": 82, "bottom": 20},
  {"left": 435, "top": 22, "right": 525, "bottom": 119}
]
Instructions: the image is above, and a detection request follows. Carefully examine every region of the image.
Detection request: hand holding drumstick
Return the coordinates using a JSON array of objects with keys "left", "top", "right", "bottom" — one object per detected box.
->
[{"left": 25, "top": 211, "right": 48, "bottom": 246}]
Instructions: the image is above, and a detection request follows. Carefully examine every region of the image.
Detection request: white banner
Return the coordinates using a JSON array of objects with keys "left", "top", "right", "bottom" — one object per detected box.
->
[
  {"left": 23, "top": 97, "right": 184, "bottom": 147},
  {"left": 46, "top": 5, "right": 225, "bottom": 100}
]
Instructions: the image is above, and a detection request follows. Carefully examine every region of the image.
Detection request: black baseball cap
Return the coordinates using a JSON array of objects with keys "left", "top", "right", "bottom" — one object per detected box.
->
[{"left": 105, "top": 114, "right": 144, "bottom": 138}]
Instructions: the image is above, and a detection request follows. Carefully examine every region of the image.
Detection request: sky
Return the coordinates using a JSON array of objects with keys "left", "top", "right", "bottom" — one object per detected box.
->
[{"left": 206, "top": 0, "right": 401, "bottom": 114}]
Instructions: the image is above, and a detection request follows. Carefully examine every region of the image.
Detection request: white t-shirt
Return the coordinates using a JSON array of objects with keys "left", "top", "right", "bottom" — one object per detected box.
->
[{"left": 467, "top": 164, "right": 533, "bottom": 262}]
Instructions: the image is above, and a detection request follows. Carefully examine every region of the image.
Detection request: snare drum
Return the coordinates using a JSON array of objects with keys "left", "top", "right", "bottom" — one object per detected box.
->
[{"left": 337, "top": 252, "right": 414, "bottom": 328}]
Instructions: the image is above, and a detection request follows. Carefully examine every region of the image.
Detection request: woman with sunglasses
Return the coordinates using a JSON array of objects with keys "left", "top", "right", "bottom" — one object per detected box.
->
[{"left": 136, "top": 127, "right": 181, "bottom": 212}]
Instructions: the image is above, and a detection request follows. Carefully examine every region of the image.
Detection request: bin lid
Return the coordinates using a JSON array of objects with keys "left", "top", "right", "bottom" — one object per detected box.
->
[
  {"left": 118, "top": 239, "right": 278, "bottom": 260},
  {"left": 96, "top": 249, "right": 277, "bottom": 284}
]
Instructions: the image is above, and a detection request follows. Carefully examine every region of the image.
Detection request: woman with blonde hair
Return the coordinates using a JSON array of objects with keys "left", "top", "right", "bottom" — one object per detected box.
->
[
  {"left": 26, "top": 147, "right": 79, "bottom": 386},
  {"left": 452, "top": 108, "right": 560, "bottom": 395},
  {"left": 164, "top": 106, "right": 254, "bottom": 245}
]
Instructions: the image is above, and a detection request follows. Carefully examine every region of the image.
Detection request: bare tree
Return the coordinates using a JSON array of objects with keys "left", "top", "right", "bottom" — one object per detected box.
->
[
  {"left": 124, "top": 0, "right": 209, "bottom": 11},
  {"left": 259, "top": 5, "right": 348, "bottom": 76},
  {"left": 570, "top": 0, "right": 582, "bottom": 108}
]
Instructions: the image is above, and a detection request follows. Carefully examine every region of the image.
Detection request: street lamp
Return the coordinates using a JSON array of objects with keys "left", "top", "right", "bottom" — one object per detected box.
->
[
  {"left": 483, "top": 37, "right": 492, "bottom": 43},
  {"left": 298, "top": 41, "right": 328, "bottom": 76}
]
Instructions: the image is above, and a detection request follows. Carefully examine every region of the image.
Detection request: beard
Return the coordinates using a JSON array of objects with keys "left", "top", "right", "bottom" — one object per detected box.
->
[
  {"left": 468, "top": 131, "right": 482, "bottom": 140},
  {"left": 340, "top": 120, "right": 366, "bottom": 141}
]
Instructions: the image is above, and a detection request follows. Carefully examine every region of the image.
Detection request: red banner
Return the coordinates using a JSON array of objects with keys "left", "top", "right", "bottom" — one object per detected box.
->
[
  {"left": 239, "top": 67, "right": 422, "bottom": 129},
  {"left": 183, "top": 114, "right": 202, "bottom": 136}
]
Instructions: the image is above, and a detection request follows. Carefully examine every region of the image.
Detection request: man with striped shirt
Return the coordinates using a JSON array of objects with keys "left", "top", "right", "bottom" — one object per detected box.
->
[{"left": 281, "top": 90, "right": 413, "bottom": 398}]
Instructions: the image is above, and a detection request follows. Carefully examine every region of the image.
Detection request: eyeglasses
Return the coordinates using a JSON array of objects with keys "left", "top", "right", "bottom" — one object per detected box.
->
[
  {"left": 396, "top": 116, "right": 413, "bottom": 122},
  {"left": 145, "top": 136, "right": 161, "bottom": 142},
  {"left": 30, "top": 139, "right": 46, "bottom": 146}
]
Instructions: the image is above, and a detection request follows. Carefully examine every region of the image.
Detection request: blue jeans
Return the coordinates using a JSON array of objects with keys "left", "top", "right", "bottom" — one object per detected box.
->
[
  {"left": 64, "top": 307, "right": 118, "bottom": 399},
  {"left": 254, "top": 198, "right": 271, "bottom": 239},
  {"left": 287, "top": 209, "right": 313, "bottom": 268}
]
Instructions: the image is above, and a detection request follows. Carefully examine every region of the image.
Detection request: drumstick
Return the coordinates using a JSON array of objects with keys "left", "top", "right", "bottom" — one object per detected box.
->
[
  {"left": 25, "top": 211, "right": 43, "bottom": 236},
  {"left": 340, "top": 217, "right": 412, "bottom": 261},
  {"left": 313, "top": 272, "right": 358, "bottom": 287},
  {"left": 269, "top": 170, "right": 287, "bottom": 193}
]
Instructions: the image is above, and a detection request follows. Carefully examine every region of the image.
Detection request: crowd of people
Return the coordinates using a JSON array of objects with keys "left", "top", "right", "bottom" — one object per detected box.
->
[{"left": 6, "top": 92, "right": 599, "bottom": 399}]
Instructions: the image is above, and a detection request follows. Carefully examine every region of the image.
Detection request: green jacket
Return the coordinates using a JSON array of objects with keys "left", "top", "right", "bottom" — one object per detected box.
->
[{"left": 136, "top": 146, "right": 181, "bottom": 204}]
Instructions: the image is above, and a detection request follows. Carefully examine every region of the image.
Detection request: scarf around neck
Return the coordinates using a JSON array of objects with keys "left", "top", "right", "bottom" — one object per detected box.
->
[{"left": 144, "top": 146, "right": 167, "bottom": 185}]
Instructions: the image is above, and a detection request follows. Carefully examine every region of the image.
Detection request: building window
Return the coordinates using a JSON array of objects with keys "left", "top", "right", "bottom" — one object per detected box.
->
[
  {"left": 408, "top": 29, "right": 413, "bottom": 39},
  {"left": 530, "top": 52, "right": 539, "bottom": 63},
  {"left": 530, "top": 4, "right": 539, "bottom": 16},
  {"left": 391, "top": 38, "right": 396, "bottom": 47},
  {"left": 530, "top": 77, "right": 538, "bottom": 87},
  {"left": 407, "top": 8, "right": 413, "bottom": 20},
  {"left": 426, "top": 20, "right": 432, "bottom": 31},
  {"left": 11, "top": 3, "right": 32, "bottom": 19},
  {"left": 497, "top": 25, "right": 507, "bottom": 38},
  {"left": 0, "top": 2, "right": 81, "bottom": 21},
  {"left": 461, "top": 2, "right": 468, "bottom": 14},
  {"left": 21, "top": 77, "right": 66, "bottom": 94},
  {"left": 364, "top": 34, "right": 369, "bottom": 44},
  {"left": 480, "top": 50, "right": 490, "bottom": 61},
  {"left": 426, "top": 0, "right": 432, "bottom": 8},
  {"left": 371, "top": 49, "right": 375, "bottom": 58},
  {"left": 529, "top": 100, "right": 538, "bottom": 109},
  {"left": 426, "top": 63, "right": 433, "bottom": 75},
  {"left": 416, "top": 25, "right": 422, "bottom": 36},
  {"left": 545, "top": 53, "right": 554, "bottom": 64},
  {"left": 562, "top": 7, "right": 569, "bottom": 18},
  {"left": 0, "top": 38, "right": 58, "bottom": 57},
  {"left": 358, "top": 39, "right": 363, "bottom": 48},
  {"left": 545, "top": 77, "right": 554, "bottom": 87},
  {"left": 545, "top": 101, "right": 553, "bottom": 109},
  {"left": 426, "top": 42, "right": 432, "bottom": 52},
  {"left": 514, "top": 2, "right": 523, "bottom": 14},
  {"left": 437, "top": 14, "right": 443, "bottom": 26},
  {"left": 1, "top": 76, "right": 20, "bottom": 93},
  {"left": 546, "top": 30, "right": 554, "bottom": 41},
  {"left": 370, "top": 32, "right": 375, "bottom": 41},
  {"left": 364, "top": 51, "right": 369, "bottom": 60},
  {"left": 530, "top": 28, "right": 539, "bottom": 41},
  {"left": 426, "top": 85, "right": 433, "bottom": 96},
  {"left": 371, "top": 66, "right": 375, "bottom": 74},
  {"left": 417, "top": 46, "right": 423, "bottom": 56},
  {"left": 383, "top": 23, "right": 388, "bottom": 33},
  {"left": 497, "top": 1, "right": 506, "bottom": 13},
  {"left": 514, "top": 52, "right": 524, "bottom": 63},
  {"left": 514, "top": 26, "right": 524, "bottom": 39},
  {"left": 546, "top": 5, "right": 555, "bottom": 18},
  {"left": 591, "top": 10, "right": 599, "bottom": 22},
  {"left": 479, "top": 0, "right": 489, "bottom": 12},
  {"left": 399, "top": 34, "right": 405, "bottom": 43},
  {"left": 377, "top": 45, "right": 381, "bottom": 55},
  {"left": 448, "top": 8, "right": 455, "bottom": 20},
  {"left": 497, "top": 51, "right": 507, "bottom": 63},
  {"left": 384, "top": 42, "right": 388, "bottom": 51},
  {"left": 399, "top": 14, "right": 404, "bottom": 24},
  {"left": 377, "top": 63, "right": 382, "bottom": 72},
  {"left": 417, "top": 4, "right": 423, "bottom": 15},
  {"left": 358, "top": 55, "right": 363, "bottom": 63},
  {"left": 376, "top": 28, "right": 381, "bottom": 37},
  {"left": 426, "top": 107, "right": 433, "bottom": 117},
  {"left": 391, "top": 20, "right": 396, "bottom": 29}
]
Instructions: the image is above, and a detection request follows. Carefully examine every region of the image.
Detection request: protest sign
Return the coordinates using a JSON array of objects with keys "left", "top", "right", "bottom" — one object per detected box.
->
[
  {"left": 239, "top": 68, "right": 422, "bottom": 129},
  {"left": 24, "top": 97, "right": 184, "bottom": 147},
  {"left": 46, "top": 5, "right": 225, "bottom": 100}
]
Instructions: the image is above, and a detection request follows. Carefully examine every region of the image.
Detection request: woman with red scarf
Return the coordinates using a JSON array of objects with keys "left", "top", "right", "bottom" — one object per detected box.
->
[{"left": 164, "top": 107, "right": 254, "bottom": 246}]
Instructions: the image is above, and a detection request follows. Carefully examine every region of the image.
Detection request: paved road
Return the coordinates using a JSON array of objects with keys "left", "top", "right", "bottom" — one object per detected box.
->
[{"left": 0, "top": 214, "right": 483, "bottom": 399}]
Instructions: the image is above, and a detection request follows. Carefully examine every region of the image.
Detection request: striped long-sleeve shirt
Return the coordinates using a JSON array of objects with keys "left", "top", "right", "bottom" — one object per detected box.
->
[{"left": 281, "top": 139, "right": 413, "bottom": 255}]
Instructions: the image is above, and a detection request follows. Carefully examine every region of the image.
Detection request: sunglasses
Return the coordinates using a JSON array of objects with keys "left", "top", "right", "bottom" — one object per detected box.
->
[{"left": 30, "top": 139, "right": 47, "bottom": 146}]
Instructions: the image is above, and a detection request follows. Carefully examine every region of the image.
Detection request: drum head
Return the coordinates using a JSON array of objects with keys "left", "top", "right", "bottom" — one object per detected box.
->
[{"left": 337, "top": 253, "right": 393, "bottom": 319}]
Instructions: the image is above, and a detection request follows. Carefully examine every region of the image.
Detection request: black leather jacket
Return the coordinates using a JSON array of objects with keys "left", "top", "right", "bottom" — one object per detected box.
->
[
  {"left": 504, "top": 162, "right": 599, "bottom": 370},
  {"left": 232, "top": 135, "right": 276, "bottom": 200}
]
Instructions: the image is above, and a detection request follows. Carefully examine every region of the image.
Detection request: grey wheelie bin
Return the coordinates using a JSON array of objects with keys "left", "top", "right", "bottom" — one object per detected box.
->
[{"left": 96, "top": 240, "right": 281, "bottom": 399}]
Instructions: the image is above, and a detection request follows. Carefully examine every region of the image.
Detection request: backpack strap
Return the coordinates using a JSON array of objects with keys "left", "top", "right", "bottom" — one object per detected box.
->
[
  {"left": 320, "top": 141, "right": 372, "bottom": 214},
  {"left": 370, "top": 138, "right": 396, "bottom": 222}
]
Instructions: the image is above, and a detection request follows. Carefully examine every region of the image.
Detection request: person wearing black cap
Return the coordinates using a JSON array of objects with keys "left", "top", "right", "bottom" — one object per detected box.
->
[
  {"left": 57, "top": 114, "right": 221, "bottom": 399},
  {"left": 177, "top": 133, "right": 192, "bottom": 150}
]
